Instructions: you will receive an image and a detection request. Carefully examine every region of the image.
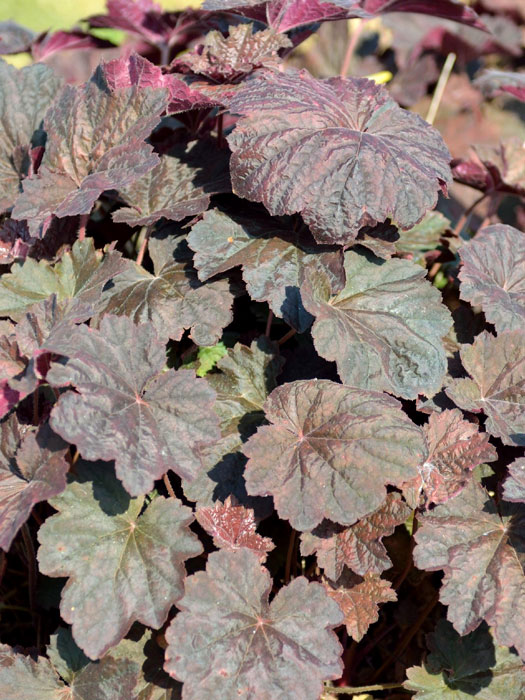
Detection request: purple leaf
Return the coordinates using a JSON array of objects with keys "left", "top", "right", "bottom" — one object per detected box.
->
[
  {"left": 475, "top": 70, "right": 525, "bottom": 102},
  {"left": 243, "top": 379, "right": 424, "bottom": 531},
  {"left": 228, "top": 70, "right": 451, "bottom": 245},
  {"left": 164, "top": 548, "right": 344, "bottom": 699},
  {"left": 45, "top": 314, "right": 220, "bottom": 495},
  {"left": 503, "top": 459, "right": 525, "bottom": 504},
  {"left": 446, "top": 330, "right": 525, "bottom": 447},
  {"left": 31, "top": 31, "right": 115, "bottom": 61},
  {"left": 0, "top": 220, "right": 34, "bottom": 265},
  {"left": 451, "top": 140, "right": 525, "bottom": 198},
  {"left": 37, "top": 460, "right": 203, "bottom": 659},
  {"left": 0, "top": 21, "right": 35, "bottom": 54}
]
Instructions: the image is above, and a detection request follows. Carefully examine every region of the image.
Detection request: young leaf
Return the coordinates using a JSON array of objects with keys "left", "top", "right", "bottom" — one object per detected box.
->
[
  {"left": 45, "top": 315, "right": 220, "bottom": 495},
  {"left": 196, "top": 495, "right": 275, "bottom": 559},
  {"left": 503, "top": 458, "right": 525, "bottom": 504},
  {"left": 302, "top": 249, "right": 452, "bottom": 399},
  {"left": 12, "top": 67, "right": 168, "bottom": 229},
  {"left": 0, "top": 238, "right": 125, "bottom": 321},
  {"left": 243, "top": 379, "right": 424, "bottom": 531},
  {"left": 446, "top": 330, "right": 525, "bottom": 447},
  {"left": 413, "top": 481, "right": 525, "bottom": 659},
  {"left": 323, "top": 572, "right": 396, "bottom": 642},
  {"left": 188, "top": 206, "right": 344, "bottom": 332},
  {"left": 0, "top": 59, "right": 62, "bottom": 213},
  {"left": 37, "top": 461, "right": 203, "bottom": 659},
  {"left": 0, "top": 418, "right": 69, "bottom": 551},
  {"left": 458, "top": 224, "right": 525, "bottom": 333},
  {"left": 112, "top": 139, "right": 231, "bottom": 227},
  {"left": 452, "top": 140, "right": 525, "bottom": 199},
  {"left": 401, "top": 409, "right": 497, "bottom": 508},
  {"left": 228, "top": 70, "right": 451, "bottom": 245},
  {"left": 300, "top": 493, "right": 412, "bottom": 580},
  {"left": 98, "top": 237, "right": 233, "bottom": 346},
  {"left": 164, "top": 548, "right": 343, "bottom": 699},
  {"left": 396, "top": 210, "right": 451, "bottom": 262},
  {"left": 405, "top": 620, "right": 525, "bottom": 699}
]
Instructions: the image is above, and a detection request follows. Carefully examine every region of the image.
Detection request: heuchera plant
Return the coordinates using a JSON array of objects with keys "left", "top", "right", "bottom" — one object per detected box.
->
[{"left": 0, "top": 0, "right": 524, "bottom": 697}]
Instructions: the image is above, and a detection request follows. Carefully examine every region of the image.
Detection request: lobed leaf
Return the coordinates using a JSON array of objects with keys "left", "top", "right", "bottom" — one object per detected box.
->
[
  {"left": 503, "top": 458, "right": 525, "bottom": 504},
  {"left": 164, "top": 548, "right": 343, "bottom": 699},
  {"left": 243, "top": 379, "right": 424, "bottom": 531},
  {"left": 458, "top": 224, "right": 525, "bottom": 333},
  {"left": 45, "top": 314, "right": 220, "bottom": 495},
  {"left": 228, "top": 70, "right": 451, "bottom": 245},
  {"left": 37, "top": 461, "right": 203, "bottom": 659},
  {"left": 446, "top": 330, "right": 525, "bottom": 447},
  {"left": 302, "top": 249, "right": 452, "bottom": 399}
]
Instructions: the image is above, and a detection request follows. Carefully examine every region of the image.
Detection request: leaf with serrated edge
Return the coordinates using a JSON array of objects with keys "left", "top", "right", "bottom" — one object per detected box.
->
[
  {"left": 243, "top": 379, "right": 424, "bottom": 531},
  {"left": 458, "top": 224, "right": 525, "bottom": 333},
  {"left": 446, "top": 330, "right": 525, "bottom": 446},
  {"left": 413, "top": 480, "right": 525, "bottom": 660},
  {"left": 12, "top": 66, "right": 168, "bottom": 227},
  {"left": 0, "top": 644, "right": 64, "bottom": 700},
  {"left": 228, "top": 70, "right": 451, "bottom": 245},
  {"left": 45, "top": 315, "right": 220, "bottom": 496},
  {"left": 324, "top": 572, "right": 396, "bottom": 642},
  {"left": 164, "top": 548, "right": 343, "bottom": 699},
  {"left": 503, "top": 458, "right": 525, "bottom": 504},
  {"left": 301, "top": 493, "right": 411, "bottom": 580},
  {"left": 37, "top": 461, "right": 203, "bottom": 659},
  {"left": 302, "top": 249, "right": 451, "bottom": 399},
  {"left": 0, "top": 59, "right": 62, "bottom": 212},
  {"left": 0, "top": 238, "right": 126, "bottom": 321},
  {"left": 188, "top": 207, "right": 344, "bottom": 332},
  {"left": 196, "top": 496, "right": 275, "bottom": 560},
  {"left": 98, "top": 236, "right": 233, "bottom": 346},
  {"left": 405, "top": 620, "right": 525, "bottom": 699},
  {"left": 401, "top": 409, "right": 497, "bottom": 508},
  {"left": 0, "top": 417, "right": 69, "bottom": 551}
]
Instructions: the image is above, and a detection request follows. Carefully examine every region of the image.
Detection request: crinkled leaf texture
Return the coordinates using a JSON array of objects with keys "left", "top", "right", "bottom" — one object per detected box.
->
[
  {"left": 0, "top": 418, "right": 69, "bottom": 551},
  {"left": 37, "top": 461, "right": 203, "bottom": 659},
  {"left": 446, "top": 330, "right": 525, "bottom": 446},
  {"left": 243, "top": 379, "right": 424, "bottom": 531},
  {"left": 188, "top": 206, "right": 344, "bottom": 332},
  {"left": 405, "top": 620, "right": 525, "bottom": 699},
  {"left": 228, "top": 70, "right": 451, "bottom": 245},
  {"left": 323, "top": 572, "right": 396, "bottom": 642},
  {"left": 196, "top": 495, "right": 275, "bottom": 560},
  {"left": 401, "top": 409, "right": 497, "bottom": 508},
  {"left": 458, "top": 224, "right": 525, "bottom": 333},
  {"left": 45, "top": 314, "right": 220, "bottom": 496},
  {"left": 112, "top": 139, "right": 231, "bottom": 227},
  {"left": 12, "top": 66, "right": 168, "bottom": 228},
  {"left": 0, "top": 59, "right": 62, "bottom": 213},
  {"left": 503, "top": 458, "right": 525, "bottom": 504},
  {"left": 0, "top": 238, "right": 125, "bottom": 321},
  {"left": 302, "top": 249, "right": 451, "bottom": 399},
  {"left": 413, "top": 480, "right": 525, "bottom": 660},
  {"left": 300, "top": 492, "right": 411, "bottom": 580},
  {"left": 164, "top": 548, "right": 343, "bottom": 699},
  {"left": 98, "top": 236, "right": 233, "bottom": 346}
]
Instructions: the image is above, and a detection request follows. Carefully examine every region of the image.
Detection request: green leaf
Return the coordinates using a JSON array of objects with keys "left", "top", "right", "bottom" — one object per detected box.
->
[{"left": 196, "top": 342, "right": 228, "bottom": 377}]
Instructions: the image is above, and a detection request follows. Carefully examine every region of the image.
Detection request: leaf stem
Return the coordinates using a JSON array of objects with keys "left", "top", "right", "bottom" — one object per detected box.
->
[
  {"left": 159, "top": 42, "right": 170, "bottom": 66},
  {"left": 340, "top": 19, "right": 365, "bottom": 78},
  {"left": 265, "top": 310, "right": 274, "bottom": 338},
  {"left": 277, "top": 328, "right": 297, "bottom": 346},
  {"left": 21, "top": 525, "right": 36, "bottom": 616},
  {"left": 32, "top": 388, "right": 39, "bottom": 426},
  {"left": 78, "top": 214, "right": 89, "bottom": 242},
  {"left": 136, "top": 225, "right": 152, "bottom": 267},
  {"left": 217, "top": 113, "right": 224, "bottom": 148},
  {"left": 163, "top": 473, "right": 176, "bottom": 499},
  {"left": 453, "top": 192, "right": 488, "bottom": 237},
  {"left": 284, "top": 529, "right": 296, "bottom": 584},
  {"left": 426, "top": 52, "right": 456, "bottom": 125},
  {"left": 323, "top": 681, "right": 406, "bottom": 695}
]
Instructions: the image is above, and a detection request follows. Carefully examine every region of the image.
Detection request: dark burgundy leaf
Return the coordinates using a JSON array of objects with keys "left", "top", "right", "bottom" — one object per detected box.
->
[
  {"left": 451, "top": 140, "right": 525, "bottom": 198},
  {"left": 196, "top": 495, "right": 275, "bottom": 559},
  {"left": 0, "top": 59, "right": 62, "bottom": 213},
  {"left": 0, "top": 418, "right": 68, "bottom": 551},
  {"left": 323, "top": 572, "right": 396, "bottom": 642},
  {"left": 413, "top": 480, "right": 525, "bottom": 659},
  {"left": 37, "top": 460, "right": 203, "bottom": 659},
  {"left": 45, "top": 314, "right": 220, "bottom": 496},
  {"left": 243, "top": 379, "right": 424, "bottom": 531},
  {"left": 301, "top": 493, "right": 411, "bottom": 580},
  {"left": 228, "top": 70, "right": 451, "bottom": 245},
  {"left": 458, "top": 224, "right": 525, "bottom": 333},
  {"left": 503, "top": 459, "right": 525, "bottom": 504},
  {"left": 475, "top": 70, "right": 525, "bottom": 102},
  {"left": 98, "top": 235, "right": 233, "bottom": 345},
  {"left": 446, "top": 330, "right": 525, "bottom": 447},
  {"left": 11, "top": 66, "right": 168, "bottom": 229},
  {"left": 0, "top": 21, "right": 35, "bottom": 54},
  {"left": 405, "top": 620, "right": 525, "bottom": 698},
  {"left": 301, "top": 249, "right": 451, "bottom": 399},
  {"left": 188, "top": 206, "right": 344, "bottom": 332},
  {"left": 164, "top": 548, "right": 343, "bottom": 698},
  {"left": 401, "top": 409, "right": 497, "bottom": 508},
  {"left": 0, "top": 219, "right": 33, "bottom": 265}
]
